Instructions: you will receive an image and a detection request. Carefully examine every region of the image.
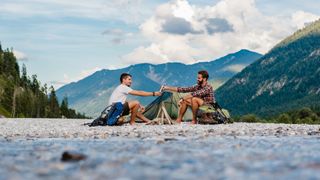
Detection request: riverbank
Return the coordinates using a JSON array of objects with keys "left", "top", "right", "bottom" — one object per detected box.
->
[
  {"left": 1, "top": 118, "right": 320, "bottom": 140},
  {"left": 1, "top": 119, "right": 320, "bottom": 179}
]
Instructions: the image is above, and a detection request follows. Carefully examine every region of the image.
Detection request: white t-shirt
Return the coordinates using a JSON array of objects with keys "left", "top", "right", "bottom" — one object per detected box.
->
[{"left": 108, "top": 84, "right": 133, "bottom": 105}]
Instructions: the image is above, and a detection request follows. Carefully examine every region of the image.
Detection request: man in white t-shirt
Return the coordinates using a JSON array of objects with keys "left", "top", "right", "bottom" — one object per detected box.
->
[{"left": 108, "top": 73, "right": 161, "bottom": 125}]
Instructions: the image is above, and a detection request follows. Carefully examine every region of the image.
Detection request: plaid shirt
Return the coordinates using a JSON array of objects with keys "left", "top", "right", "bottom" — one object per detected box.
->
[{"left": 177, "top": 83, "right": 215, "bottom": 104}]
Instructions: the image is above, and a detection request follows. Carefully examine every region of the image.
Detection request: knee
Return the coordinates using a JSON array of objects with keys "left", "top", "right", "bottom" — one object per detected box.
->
[
  {"left": 191, "top": 98, "right": 197, "bottom": 104},
  {"left": 133, "top": 100, "right": 141, "bottom": 107},
  {"left": 129, "top": 100, "right": 140, "bottom": 108},
  {"left": 191, "top": 98, "right": 201, "bottom": 105},
  {"left": 179, "top": 100, "right": 187, "bottom": 106}
]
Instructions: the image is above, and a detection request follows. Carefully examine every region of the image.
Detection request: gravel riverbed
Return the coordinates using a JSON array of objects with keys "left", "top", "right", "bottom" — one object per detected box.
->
[
  {"left": 1, "top": 118, "right": 320, "bottom": 139},
  {"left": 0, "top": 118, "right": 320, "bottom": 180}
]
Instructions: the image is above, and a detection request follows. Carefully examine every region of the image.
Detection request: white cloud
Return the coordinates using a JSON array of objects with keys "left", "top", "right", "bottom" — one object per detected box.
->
[
  {"left": 0, "top": 0, "right": 151, "bottom": 24},
  {"left": 123, "top": 44, "right": 169, "bottom": 65},
  {"left": 51, "top": 67, "right": 102, "bottom": 89},
  {"left": 102, "top": 28, "right": 134, "bottom": 44},
  {"left": 223, "top": 64, "right": 246, "bottom": 73},
  {"left": 122, "top": 0, "right": 320, "bottom": 65},
  {"left": 79, "top": 67, "right": 102, "bottom": 80},
  {"left": 13, "top": 50, "right": 28, "bottom": 61},
  {"left": 291, "top": 11, "right": 320, "bottom": 29},
  {"left": 172, "top": 0, "right": 195, "bottom": 22}
]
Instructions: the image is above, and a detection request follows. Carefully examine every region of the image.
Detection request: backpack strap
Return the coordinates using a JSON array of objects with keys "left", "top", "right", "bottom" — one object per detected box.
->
[{"left": 212, "top": 101, "right": 229, "bottom": 121}]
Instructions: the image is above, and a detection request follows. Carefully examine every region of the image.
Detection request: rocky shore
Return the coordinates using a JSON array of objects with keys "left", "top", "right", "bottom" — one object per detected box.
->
[
  {"left": 1, "top": 118, "right": 320, "bottom": 179},
  {"left": 1, "top": 118, "right": 320, "bottom": 140}
]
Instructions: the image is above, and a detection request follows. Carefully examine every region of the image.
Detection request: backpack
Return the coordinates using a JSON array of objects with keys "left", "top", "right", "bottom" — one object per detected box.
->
[
  {"left": 86, "top": 102, "right": 124, "bottom": 126},
  {"left": 197, "top": 102, "right": 230, "bottom": 124}
]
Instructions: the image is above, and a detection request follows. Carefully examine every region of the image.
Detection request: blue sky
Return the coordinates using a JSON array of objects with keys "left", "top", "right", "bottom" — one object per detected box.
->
[{"left": 0, "top": 0, "right": 319, "bottom": 89}]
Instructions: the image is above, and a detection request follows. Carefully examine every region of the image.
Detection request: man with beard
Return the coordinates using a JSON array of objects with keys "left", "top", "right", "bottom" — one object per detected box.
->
[
  {"left": 162, "top": 70, "right": 214, "bottom": 124},
  {"left": 108, "top": 73, "right": 161, "bottom": 125}
]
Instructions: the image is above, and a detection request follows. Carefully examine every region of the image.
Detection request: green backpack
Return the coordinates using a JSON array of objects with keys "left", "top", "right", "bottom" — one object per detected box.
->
[{"left": 197, "top": 102, "right": 231, "bottom": 124}]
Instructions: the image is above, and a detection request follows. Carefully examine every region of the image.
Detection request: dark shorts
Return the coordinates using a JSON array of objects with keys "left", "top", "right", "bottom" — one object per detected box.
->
[{"left": 122, "top": 102, "right": 130, "bottom": 116}]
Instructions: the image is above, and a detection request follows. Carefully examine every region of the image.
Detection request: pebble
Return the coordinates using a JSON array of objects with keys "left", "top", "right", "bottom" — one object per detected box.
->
[{"left": 61, "top": 151, "right": 87, "bottom": 162}]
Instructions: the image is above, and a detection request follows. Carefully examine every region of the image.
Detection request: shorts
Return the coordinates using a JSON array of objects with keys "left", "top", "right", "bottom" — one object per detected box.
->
[{"left": 122, "top": 102, "right": 130, "bottom": 116}]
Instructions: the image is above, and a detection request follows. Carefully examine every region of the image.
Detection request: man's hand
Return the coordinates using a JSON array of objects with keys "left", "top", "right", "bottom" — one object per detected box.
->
[
  {"left": 154, "top": 91, "right": 162, "bottom": 96},
  {"left": 139, "top": 105, "right": 145, "bottom": 113},
  {"left": 162, "top": 86, "right": 178, "bottom": 92},
  {"left": 162, "top": 86, "right": 168, "bottom": 91}
]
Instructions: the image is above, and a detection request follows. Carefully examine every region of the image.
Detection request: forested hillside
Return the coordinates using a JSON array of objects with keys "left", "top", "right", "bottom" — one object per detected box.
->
[
  {"left": 0, "top": 43, "right": 87, "bottom": 118},
  {"left": 216, "top": 19, "right": 320, "bottom": 117}
]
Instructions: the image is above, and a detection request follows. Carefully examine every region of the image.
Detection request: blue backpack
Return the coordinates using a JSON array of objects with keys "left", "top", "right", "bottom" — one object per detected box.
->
[{"left": 86, "top": 102, "right": 124, "bottom": 126}]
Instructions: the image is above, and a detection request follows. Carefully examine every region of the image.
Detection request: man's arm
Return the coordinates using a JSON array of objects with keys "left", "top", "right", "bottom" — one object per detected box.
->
[
  {"left": 190, "top": 86, "right": 212, "bottom": 97},
  {"left": 164, "top": 85, "right": 197, "bottom": 93},
  {"left": 163, "top": 85, "right": 195, "bottom": 102},
  {"left": 181, "top": 86, "right": 212, "bottom": 101},
  {"left": 163, "top": 86, "right": 178, "bottom": 92},
  {"left": 129, "top": 90, "right": 161, "bottom": 96}
]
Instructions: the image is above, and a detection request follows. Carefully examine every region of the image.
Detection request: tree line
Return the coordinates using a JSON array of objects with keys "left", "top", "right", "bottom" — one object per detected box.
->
[
  {"left": 0, "top": 43, "right": 88, "bottom": 118},
  {"left": 234, "top": 106, "right": 320, "bottom": 124}
]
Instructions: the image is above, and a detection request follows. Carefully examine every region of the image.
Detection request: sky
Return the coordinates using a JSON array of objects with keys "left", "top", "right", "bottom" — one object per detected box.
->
[{"left": 0, "top": 0, "right": 319, "bottom": 89}]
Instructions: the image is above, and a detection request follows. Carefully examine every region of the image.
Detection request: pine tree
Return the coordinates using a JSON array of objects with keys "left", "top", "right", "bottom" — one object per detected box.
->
[
  {"left": 0, "top": 41, "right": 3, "bottom": 53},
  {"left": 0, "top": 42, "right": 3, "bottom": 74},
  {"left": 60, "top": 96, "right": 69, "bottom": 118},
  {"left": 30, "top": 75, "right": 42, "bottom": 117},
  {"left": 0, "top": 53, "right": 3, "bottom": 75},
  {"left": 20, "top": 64, "right": 29, "bottom": 87},
  {"left": 3, "top": 49, "right": 20, "bottom": 83},
  {"left": 31, "top": 74, "right": 40, "bottom": 93},
  {"left": 48, "top": 86, "right": 60, "bottom": 118},
  {"left": 2, "top": 81, "right": 14, "bottom": 114},
  {"left": 42, "top": 84, "right": 50, "bottom": 118},
  {"left": 15, "top": 88, "right": 33, "bottom": 118}
]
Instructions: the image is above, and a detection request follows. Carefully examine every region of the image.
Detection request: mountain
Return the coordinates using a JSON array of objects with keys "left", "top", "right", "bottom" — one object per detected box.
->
[
  {"left": 56, "top": 49, "right": 262, "bottom": 117},
  {"left": 215, "top": 19, "right": 320, "bottom": 117}
]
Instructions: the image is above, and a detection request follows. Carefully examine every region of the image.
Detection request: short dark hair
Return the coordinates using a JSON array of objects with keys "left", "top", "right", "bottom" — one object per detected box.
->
[
  {"left": 120, "top": 73, "right": 132, "bottom": 83},
  {"left": 198, "top": 70, "right": 209, "bottom": 80}
]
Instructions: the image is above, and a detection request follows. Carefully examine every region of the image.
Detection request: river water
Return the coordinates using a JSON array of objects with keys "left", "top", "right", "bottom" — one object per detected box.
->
[{"left": 0, "top": 136, "right": 320, "bottom": 180}]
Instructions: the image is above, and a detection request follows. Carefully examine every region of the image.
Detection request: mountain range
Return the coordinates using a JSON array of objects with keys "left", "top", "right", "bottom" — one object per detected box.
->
[
  {"left": 215, "top": 19, "right": 320, "bottom": 117},
  {"left": 56, "top": 49, "right": 262, "bottom": 117}
]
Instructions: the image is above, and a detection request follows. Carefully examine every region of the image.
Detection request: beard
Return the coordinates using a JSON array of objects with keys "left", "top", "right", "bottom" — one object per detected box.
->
[
  {"left": 125, "top": 83, "right": 131, "bottom": 87},
  {"left": 197, "top": 80, "right": 203, "bottom": 85}
]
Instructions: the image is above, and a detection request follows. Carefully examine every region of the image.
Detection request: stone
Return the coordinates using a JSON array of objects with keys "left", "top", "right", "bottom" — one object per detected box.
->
[{"left": 61, "top": 151, "right": 87, "bottom": 162}]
